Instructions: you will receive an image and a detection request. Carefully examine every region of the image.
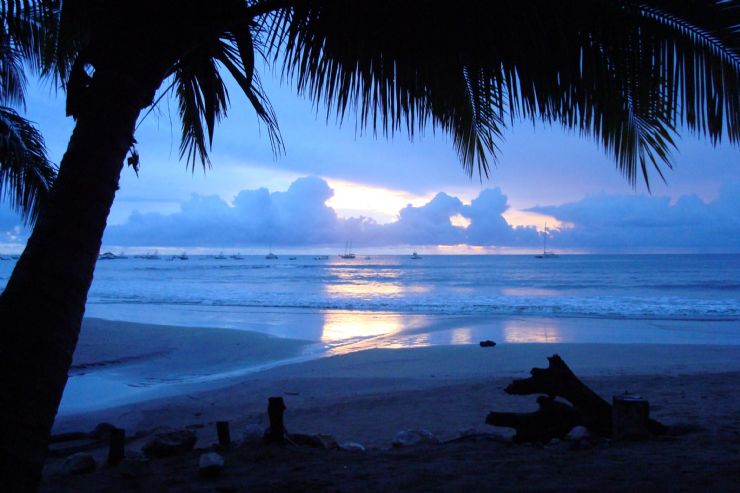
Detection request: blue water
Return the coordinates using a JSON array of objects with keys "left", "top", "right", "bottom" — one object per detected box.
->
[
  {"left": 87, "top": 254, "right": 740, "bottom": 321},
  {"left": 2, "top": 254, "right": 739, "bottom": 323}
]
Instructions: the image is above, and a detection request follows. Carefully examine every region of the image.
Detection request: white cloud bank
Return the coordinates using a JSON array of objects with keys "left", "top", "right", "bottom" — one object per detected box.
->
[{"left": 1, "top": 177, "right": 739, "bottom": 251}]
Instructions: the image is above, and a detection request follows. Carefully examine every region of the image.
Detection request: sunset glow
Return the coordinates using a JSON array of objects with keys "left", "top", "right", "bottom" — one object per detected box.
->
[{"left": 325, "top": 178, "right": 433, "bottom": 223}]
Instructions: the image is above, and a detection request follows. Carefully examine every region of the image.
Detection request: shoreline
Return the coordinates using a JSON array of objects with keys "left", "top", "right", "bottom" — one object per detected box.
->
[
  {"left": 58, "top": 314, "right": 740, "bottom": 416},
  {"left": 56, "top": 315, "right": 740, "bottom": 428}
]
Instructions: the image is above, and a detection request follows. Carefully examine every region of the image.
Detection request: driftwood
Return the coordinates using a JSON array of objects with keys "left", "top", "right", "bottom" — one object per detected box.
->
[
  {"left": 265, "top": 397, "right": 287, "bottom": 444},
  {"left": 486, "top": 355, "right": 667, "bottom": 442}
]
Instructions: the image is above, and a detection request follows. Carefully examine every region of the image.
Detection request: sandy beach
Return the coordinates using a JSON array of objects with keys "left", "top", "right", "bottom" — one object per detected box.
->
[{"left": 43, "top": 318, "right": 740, "bottom": 492}]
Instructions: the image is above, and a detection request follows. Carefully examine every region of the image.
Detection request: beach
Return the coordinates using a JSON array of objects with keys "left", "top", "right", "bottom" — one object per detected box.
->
[{"left": 44, "top": 317, "right": 740, "bottom": 492}]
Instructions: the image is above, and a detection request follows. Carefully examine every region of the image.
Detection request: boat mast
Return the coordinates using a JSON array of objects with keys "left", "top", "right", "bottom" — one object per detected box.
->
[{"left": 543, "top": 223, "right": 548, "bottom": 255}]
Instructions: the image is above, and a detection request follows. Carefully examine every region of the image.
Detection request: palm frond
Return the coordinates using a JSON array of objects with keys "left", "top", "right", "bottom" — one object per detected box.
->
[
  {"left": 0, "top": 105, "right": 56, "bottom": 224},
  {"left": 1, "top": 1, "right": 60, "bottom": 100},
  {"left": 269, "top": 0, "right": 740, "bottom": 186},
  {"left": 169, "top": 25, "right": 282, "bottom": 170}
]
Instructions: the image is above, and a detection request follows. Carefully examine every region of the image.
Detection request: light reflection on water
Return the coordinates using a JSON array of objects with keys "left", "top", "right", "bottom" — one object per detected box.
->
[
  {"left": 325, "top": 282, "right": 404, "bottom": 297},
  {"left": 502, "top": 319, "right": 562, "bottom": 343}
]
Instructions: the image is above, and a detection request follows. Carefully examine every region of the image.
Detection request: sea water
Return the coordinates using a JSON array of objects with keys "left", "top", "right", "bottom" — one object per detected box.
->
[
  {"left": 80, "top": 254, "right": 740, "bottom": 321},
  {"left": 2, "top": 254, "right": 740, "bottom": 345},
  {"left": 5, "top": 254, "right": 739, "bottom": 413}
]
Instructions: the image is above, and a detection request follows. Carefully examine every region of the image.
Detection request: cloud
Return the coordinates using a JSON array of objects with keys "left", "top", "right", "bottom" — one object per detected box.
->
[
  {"left": 531, "top": 183, "right": 740, "bottom": 250},
  {"left": 0, "top": 206, "right": 29, "bottom": 244},
  {"left": 2, "top": 178, "right": 739, "bottom": 252},
  {"left": 102, "top": 177, "right": 535, "bottom": 248}
]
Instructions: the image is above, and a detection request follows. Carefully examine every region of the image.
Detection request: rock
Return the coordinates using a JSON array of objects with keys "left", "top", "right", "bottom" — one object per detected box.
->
[
  {"left": 565, "top": 426, "right": 590, "bottom": 441},
  {"left": 339, "top": 441, "right": 366, "bottom": 452},
  {"left": 392, "top": 429, "right": 439, "bottom": 448},
  {"left": 199, "top": 452, "right": 224, "bottom": 478},
  {"left": 241, "top": 423, "right": 265, "bottom": 444},
  {"left": 120, "top": 452, "right": 151, "bottom": 478},
  {"left": 457, "top": 427, "right": 478, "bottom": 438},
  {"left": 62, "top": 452, "right": 96, "bottom": 475},
  {"left": 142, "top": 429, "right": 197, "bottom": 458},
  {"left": 288, "top": 433, "right": 339, "bottom": 449},
  {"left": 88, "top": 422, "right": 116, "bottom": 441},
  {"left": 479, "top": 340, "right": 496, "bottom": 347}
]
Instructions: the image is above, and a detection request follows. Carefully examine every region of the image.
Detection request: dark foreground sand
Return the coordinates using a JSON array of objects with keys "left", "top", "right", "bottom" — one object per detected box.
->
[{"left": 42, "top": 320, "right": 740, "bottom": 492}]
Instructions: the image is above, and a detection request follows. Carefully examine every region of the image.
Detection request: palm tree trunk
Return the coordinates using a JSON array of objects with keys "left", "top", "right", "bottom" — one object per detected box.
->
[{"left": 0, "top": 68, "right": 156, "bottom": 491}]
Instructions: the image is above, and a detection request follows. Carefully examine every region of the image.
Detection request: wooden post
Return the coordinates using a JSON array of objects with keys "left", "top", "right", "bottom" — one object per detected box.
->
[
  {"left": 107, "top": 427, "right": 125, "bottom": 466},
  {"left": 266, "top": 397, "right": 286, "bottom": 444},
  {"left": 612, "top": 395, "right": 650, "bottom": 440},
  {"left": 216, "top": 421, "right": 231, "bottom": 446}
]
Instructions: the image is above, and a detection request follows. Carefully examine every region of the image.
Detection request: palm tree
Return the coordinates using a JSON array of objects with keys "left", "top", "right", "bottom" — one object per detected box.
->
[
  {"left": 0, "top": 0, "right": 738, "bottom": 489},
  {"left": 0, "top": 0, "right": 56, "bottom": 224}
]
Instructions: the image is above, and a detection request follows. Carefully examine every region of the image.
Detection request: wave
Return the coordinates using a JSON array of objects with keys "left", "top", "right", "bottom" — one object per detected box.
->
[{"left": 87, "top": 295, "right": 740, "bottom": 321}]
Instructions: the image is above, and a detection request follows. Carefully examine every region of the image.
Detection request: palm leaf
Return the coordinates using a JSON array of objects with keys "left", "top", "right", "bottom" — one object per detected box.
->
[
  {"left": 0, "top": 106, "right": 56, "bottom": 224},
  {"left": 269, "top": 0, "right": 740, "bottom": 187},
  {"left": 169, "top": 24, "right": 282, "bottom": 170}
]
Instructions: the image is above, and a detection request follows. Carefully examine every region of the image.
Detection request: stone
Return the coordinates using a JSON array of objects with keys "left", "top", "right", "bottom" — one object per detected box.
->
[
  {"left": 62, "top": 452, "right": 96, "bottom": 475},
  {"left": 199, "top": 452, "right": 224, "bottom": 478},
  {"left": 241, "top": 423, "right": 265, "bottom": 444},
  {"left": 565, "top": 426, "right": 590, "bottom": 441},
  {"left": 88, "top": 422, "right": 116, "bottom": 441},
  {"left": 120, "top": 452, "right": 151, "bottom": 478},
  {"left": 479, "top": 340, "right": 496, "bottom": 347},
  {"left": 142, "top": 429, "right": 197, "bottom": 458},
  {"left": 392, "top": 429, "right": 439, "bottom": 448},
  {"left": 289, "top": 433, "right": 339, "bottom": 449},
  {"left": 457, "top": 427, "right": 478, "bottom": 438},
  {"left": 339, "top": 441, "right": 366, "bottom": 452}
]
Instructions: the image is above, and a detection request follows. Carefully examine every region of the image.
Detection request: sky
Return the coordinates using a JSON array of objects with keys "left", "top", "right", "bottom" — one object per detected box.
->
[{"left": 1, "top": 64, "right": 739, "bottom": 254}]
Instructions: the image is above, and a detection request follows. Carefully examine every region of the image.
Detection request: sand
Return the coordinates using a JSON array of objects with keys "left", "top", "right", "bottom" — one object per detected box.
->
[{"left": 42, "top": 319, "right": 740, "bottom": 492}]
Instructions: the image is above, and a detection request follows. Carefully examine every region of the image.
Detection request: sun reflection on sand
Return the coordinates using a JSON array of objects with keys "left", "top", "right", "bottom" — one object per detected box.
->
[
  {"left": 502, "top": 319, "right": 562, "bottom": 343},
  {"left": 321, "top": 312, "right": 405, "bottom": 344},
  {"left": 450, "top": 327, "right": 472, "bottom": 344},
  {"left": 321, "top": 312, "right": 435, "bottom": 354}
]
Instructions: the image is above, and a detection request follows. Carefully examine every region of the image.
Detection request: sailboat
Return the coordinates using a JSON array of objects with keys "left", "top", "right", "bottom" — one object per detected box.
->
[
  {"left": 265, "top": 245, "right": 278, "bottom": 260},
  {"left": 339, "top": 241, "right": 356, "bottom": 259},
  {"left": 535, "top": 223, "right": 558, "bottom": 258}
]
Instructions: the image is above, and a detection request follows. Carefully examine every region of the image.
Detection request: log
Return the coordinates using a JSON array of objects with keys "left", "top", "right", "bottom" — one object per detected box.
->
[
  {"left": 486, "top": 396, "right": 583, "bottom": 443},
  {"left": 486, "top": 355, "right": 667, "bottom": 442},
  {"left": 265, "top": 397, "right": 287, "bottom": 444}
]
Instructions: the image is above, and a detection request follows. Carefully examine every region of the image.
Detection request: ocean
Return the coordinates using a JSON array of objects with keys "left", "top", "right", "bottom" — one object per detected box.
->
[
  {"left": 2, "top": 254, "right": 740, "bottom": 349},
  {"left": 82, "top": 254, "right": 740, "bottom": 321},
  {"left": 5, "top": 253, "right": 739, "bottom": 347}
]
